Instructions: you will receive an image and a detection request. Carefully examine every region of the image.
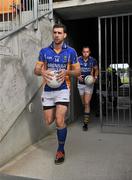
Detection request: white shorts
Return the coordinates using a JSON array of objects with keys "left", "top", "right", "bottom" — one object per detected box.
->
[
  {"left": 41, "top": 89, "right": 70, "bottom": 108},
  {"left": 78, "top": 83, "right": 94, "bottom": 96}
]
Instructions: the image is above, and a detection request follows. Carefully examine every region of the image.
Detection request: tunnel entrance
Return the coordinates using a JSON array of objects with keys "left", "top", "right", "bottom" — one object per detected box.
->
[
  {"left": 63, "top": 14, "right": 132, "bottom": 133},
  {"left": 63, "top": 17, "right": 99, "bottom": 120},
  {"left": 64, "top": 18, "right": 98, "bottom": 59}
]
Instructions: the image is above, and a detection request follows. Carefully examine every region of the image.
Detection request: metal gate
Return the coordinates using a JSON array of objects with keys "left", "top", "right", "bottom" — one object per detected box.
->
[{"left": 98, "top": 14, "right": 132, "bottom": 133}]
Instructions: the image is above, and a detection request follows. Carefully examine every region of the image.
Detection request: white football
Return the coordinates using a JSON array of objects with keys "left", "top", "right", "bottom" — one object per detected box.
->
[
  {"left": 84, "top": 75, "right": 94, "bottom": 85},
  {"left": 47, "top": 70, "right": 63, "bottom": 88}
]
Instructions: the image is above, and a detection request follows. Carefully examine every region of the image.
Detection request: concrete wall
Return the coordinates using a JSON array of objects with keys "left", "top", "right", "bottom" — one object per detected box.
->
[{"left": 0, "top": 17, "right": 53, "bottom": 167}]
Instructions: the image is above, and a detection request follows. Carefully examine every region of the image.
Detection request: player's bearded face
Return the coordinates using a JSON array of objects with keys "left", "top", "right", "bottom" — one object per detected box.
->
[{"left": 53, "top": 28, "right": 67, "bottom": 45}]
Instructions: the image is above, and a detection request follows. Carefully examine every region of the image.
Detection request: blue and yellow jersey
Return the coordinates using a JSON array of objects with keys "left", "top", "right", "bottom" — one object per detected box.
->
[
  {"left": 36, "top": 42, "right": 78, "bottom": 91},
  {"left": 78, "top": 56, "right": 97, "bottom": 84}
]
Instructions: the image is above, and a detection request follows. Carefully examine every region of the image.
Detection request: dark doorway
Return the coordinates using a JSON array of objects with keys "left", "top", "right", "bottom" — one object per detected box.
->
[
  {"left": 63, "top": 18, "right": 99, "bottom": 117},
  {"left": 64, "top": 18, "right": 98, "bottom": 59}
]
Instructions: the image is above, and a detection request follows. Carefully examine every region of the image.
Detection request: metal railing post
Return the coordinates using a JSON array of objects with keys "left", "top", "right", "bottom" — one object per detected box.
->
[
  {"left": 49, "top": 0, "right": 53, "bottom": 24},
  {"left": 33, "top": 0, "right": 38, "bottom": 30}
]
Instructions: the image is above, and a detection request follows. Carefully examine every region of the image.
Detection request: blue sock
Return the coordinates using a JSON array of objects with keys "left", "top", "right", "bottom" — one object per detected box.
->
[{"left": 57, "top": 127, "right": 67, "bottom": 153}]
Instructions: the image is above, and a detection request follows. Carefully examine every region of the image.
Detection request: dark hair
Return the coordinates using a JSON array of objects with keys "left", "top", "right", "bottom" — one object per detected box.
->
[
  {"left": 82, "top": 46, "right": 91, "bottom": 50},
  {"left": 53, "top": 24, "right": 67, "bottom": 33}
]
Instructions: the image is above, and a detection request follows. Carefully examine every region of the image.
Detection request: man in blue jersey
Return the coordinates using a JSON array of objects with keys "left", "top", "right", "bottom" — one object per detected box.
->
[
  {"left": 34, "top": 24, "right": 80, "bottom": 164},
  {"left": 78, "top": 46, "right": 98, "bottom": 131}
]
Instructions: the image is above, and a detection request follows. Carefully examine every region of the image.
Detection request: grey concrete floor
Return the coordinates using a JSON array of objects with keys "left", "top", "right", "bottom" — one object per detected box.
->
[
  {"left": 0, "top": 174, "right": 42, "bottom": 180},
  {"left": 0, "top": 120, "right": 132, "bottom": 180}
]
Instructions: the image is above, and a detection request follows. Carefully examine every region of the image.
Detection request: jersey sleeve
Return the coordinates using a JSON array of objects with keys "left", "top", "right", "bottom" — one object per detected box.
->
[
  {"left": 70, "top": 49, "right": 78, "bottom": 64},
  {"left": 38, "top": 49, "right": 46, "bottom": 62}
]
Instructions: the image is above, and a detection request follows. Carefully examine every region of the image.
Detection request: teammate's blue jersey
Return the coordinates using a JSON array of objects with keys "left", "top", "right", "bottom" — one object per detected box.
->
[
  {"left": 78, "top": 56, "right": 97, "bottom": 84},
  {"left": 37, "top": 42, "right": 78, "bottom": 91}
]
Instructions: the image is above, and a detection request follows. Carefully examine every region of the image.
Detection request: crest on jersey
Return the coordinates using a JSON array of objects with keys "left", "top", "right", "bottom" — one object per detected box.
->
[{"left": 63, "top": 56, "right": 67, "bottom": 61}]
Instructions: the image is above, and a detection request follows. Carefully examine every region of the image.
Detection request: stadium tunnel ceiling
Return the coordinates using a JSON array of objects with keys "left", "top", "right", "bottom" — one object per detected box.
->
[{"left": 53, "top": 0, "right": 132, "bottom": 20}]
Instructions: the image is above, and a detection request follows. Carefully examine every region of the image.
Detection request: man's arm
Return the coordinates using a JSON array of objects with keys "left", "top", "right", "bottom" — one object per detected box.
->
[
  {"left": 34, "top": 62, "right": 44, "bottom": 76},
  {"left": 66, "top": 62, "right": 81, "bottom": 77},
  {"left": 67, "top": 49, "right": 81, "bottom": 77},
  {"left": 34, "top": 61, "right": 53, "bottom": 83},
  {"left": 93, "top": 65, "right": 99, "bottom": 79},
  {"left": 34, "top": 48, "right": 47, "bottom": 76}
]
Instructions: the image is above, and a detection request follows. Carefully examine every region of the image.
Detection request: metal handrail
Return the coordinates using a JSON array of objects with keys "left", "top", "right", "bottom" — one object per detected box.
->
[
  {"left": 0, "top": 10, "right": 52, "bottom": 41},
  {"left": 0, "top": 0, "right": 53, "bottom": 41}
]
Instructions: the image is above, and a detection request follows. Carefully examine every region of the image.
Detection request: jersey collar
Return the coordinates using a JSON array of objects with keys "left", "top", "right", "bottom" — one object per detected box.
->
[{"left": 49, "top": 42, "right": 68, "bottom": 50}]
